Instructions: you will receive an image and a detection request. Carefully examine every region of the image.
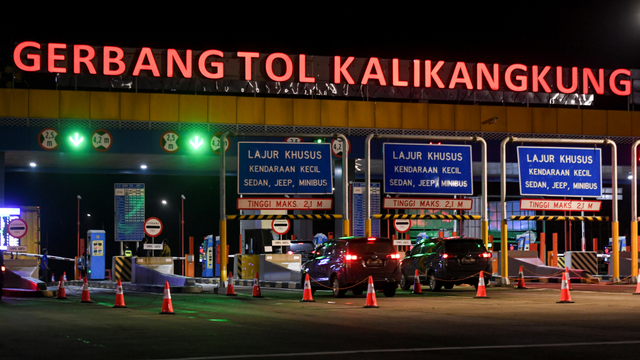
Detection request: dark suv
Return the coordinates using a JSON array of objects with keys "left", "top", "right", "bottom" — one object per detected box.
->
[
  {"left": 302, "top": 237, "right": 401, "bottom": 298},
  {"left": 400, "top": 237, "right": 491, "bottom": 291}
]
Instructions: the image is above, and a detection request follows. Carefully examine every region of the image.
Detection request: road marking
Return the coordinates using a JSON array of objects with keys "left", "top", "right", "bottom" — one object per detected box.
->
[{"left": 158, "top": 340, "right": 640, "bottom": 359}]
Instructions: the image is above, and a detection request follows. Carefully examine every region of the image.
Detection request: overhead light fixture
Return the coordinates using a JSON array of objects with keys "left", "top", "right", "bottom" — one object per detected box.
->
[
  {"left": 628, "top": 172, "right": 633, "bottom": 180},
  {"left": 141, "top": 164, "right": 147, "bottom": 170},
  {"left": 29, "top": 162, "right": 36, "bottom": 167}
]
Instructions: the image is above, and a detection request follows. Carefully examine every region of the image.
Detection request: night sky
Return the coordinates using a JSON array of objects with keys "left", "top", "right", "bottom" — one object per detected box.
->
[{"left": 2, "top": 2, "right": 640, "bottom": 275}]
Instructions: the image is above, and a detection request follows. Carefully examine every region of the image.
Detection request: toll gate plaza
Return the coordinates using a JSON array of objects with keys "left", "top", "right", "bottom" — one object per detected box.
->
[{"left": 5, "top": 15, "right": 640, "bottom": 358}]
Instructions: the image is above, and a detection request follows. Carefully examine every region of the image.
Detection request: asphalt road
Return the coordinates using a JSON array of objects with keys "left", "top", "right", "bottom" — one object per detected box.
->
[{"left": 2, "top": 283, "right": 640, "bottom": 360}]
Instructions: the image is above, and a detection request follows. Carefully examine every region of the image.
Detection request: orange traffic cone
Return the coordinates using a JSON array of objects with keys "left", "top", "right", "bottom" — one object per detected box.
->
[
  {"left": 557, "top": 271, "right": 574, "bottom": 303},
  {"left": 81, "top": 277, "right": 92, "bottom": 303},
  {"left": 160, "top": 281, "right": 175, "bottom": 314},
  {"left": 63, "top": 272, "right": 67, "bottom": 281},
  {"left": 412, "top": 269, "right": 423, "bottom": 294},
  {"left": 300, "top": 273, "right": 315, "bottom": 302},
  {"left": 113, "top": 279, "right": 126, "bottom": 308},
  {"left": 565, "top": 267, "right": 572, "bottom": 290},
  {"left": 634, "top": 270, "right": 640, "bottom": 295},
  {"left": 474, "top": 271, "right": 488, "bottom": 298},
  {"left": 364, "top": 276, "right": 379, "bottom": 308},
  {"left": 226, "top": 272, "right": 237, "bottom": 296},
  {"left": 515, "top": 266, "right": 528, "bottom": 289},
  {"left": 252, "top": 272, "right": 262, "bottom": 298},
  {"left": 57, "top": 275, "right": 67, "bottom": 299}
]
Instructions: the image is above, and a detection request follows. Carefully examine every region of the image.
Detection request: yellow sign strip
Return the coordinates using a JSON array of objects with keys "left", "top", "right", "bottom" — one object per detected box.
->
[{"left": 510, "top": 215, "right": 609, "bottom": 221}]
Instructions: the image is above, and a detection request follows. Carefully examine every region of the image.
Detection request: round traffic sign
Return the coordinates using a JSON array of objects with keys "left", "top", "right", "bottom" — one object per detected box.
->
[
  {"left": 144, "top": 217, "right": 163, "bottom": 237},
  {"left": 38, "top": 127, "right": 60, "bottom": 150},
  {"left": 285, "top": 137, "right": 303, "bottom": 143},
  {"left": 7, "top": 218, "right": 28, "bottom": 238},
  {"left": 271, "top": 219, "right": 291, "bottom": 235},
  {"left": 393, "top": 218, "right": 411, "bottom": 233},
  {"left": 331, "top": 138, "right": 351, "bottom": 157},
  {"left": 91, "top": 129, "right": 113, "bottom": 152},
  {"left": 211, "top": 132, "right": 230, "bottom": 154},
  {"left": 160, "top": 131, "right": 180, "bottom": 153}
]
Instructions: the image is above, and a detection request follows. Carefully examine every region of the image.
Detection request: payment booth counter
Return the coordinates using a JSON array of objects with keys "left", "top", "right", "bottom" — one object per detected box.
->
[{"left": 87, "top": 230, "right": 105, "bottom": 280}]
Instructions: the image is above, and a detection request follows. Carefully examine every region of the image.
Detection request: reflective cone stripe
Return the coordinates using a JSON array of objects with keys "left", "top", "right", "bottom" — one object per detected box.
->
[
  {"left": 160, "top": 281, "right": 175, "bottom": 314},
  {"left": 301, "top": 273, "right": 315, "bottom": 302},
  {"left": 114, "top": 279, "right": 126, "bottom": 308},
  {"left": 557, "top": 272, "right": 574, "bottom": 303},
  {"left": 57, "top": 275, "right": 67, "bottom": 299},
  {"left": 81, "top": 277, "right": 92, "bottom": 303},
  {"left": 63, "top": 272, "right": 67, "bottom": 281},
  {"left": 516, "top": 266, "right": 527, "bottom": 289},
  {"left": 412, "top": 269, "right": 423, "bottom": 294},
  {"left": 565, "top": 267, "right": 572, "bottom": 290},
  {"left": 252, "top": 272, "right": 262, "bottom": 298},
  {"left": 474, "top": 271, "right": 488, "bottom": 298},
  {"left": 634, "top": 270, "right": 640, "bottom": 295},
  {"left": 226, "top": 272, "right": 237, "bottom": 296},
  {"left": 51, "top": 273, "right": 55, "bottom": 282},
  {"left": 364, "top": 276, "right": 379, "bottom": 308}
]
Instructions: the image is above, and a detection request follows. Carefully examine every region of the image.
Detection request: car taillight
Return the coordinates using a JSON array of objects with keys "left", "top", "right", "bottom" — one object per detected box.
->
[
  {"left": 345, "top": 254, "right": 359, "bottom": 261},
  {"left": 287, "top": 251, "right": 294, "bottom": 255},
  {"left": 386, "top": 253, "right": 401, "bottom": 259},
  {"left": 367, "top": 237, "right": 376, "bottom": 241},
  {"left": 1, "top": 265, "right": 5, "bottom": 272},
  {"left": 442, "top": 253, "right": 449, "bottom": 259},
  {"left": 442, "top": 254, "right": 458, "bottom": 259},
  {"left": 479, "top": 253, "right": 492, "bottom": 258}
]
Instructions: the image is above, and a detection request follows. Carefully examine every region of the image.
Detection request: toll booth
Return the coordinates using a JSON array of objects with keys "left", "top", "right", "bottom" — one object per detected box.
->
[
  {"left": 202, "top": 235, "right": 216, "bottom": 277},
  {"left": 87, "top": 230, "right": 105, "bottom": 280}
]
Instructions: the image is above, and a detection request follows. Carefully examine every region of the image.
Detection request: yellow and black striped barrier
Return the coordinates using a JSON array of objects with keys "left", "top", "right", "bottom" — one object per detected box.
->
[
  {"left": 510, "top": 215, "right": 609, "bottom": 221},
  {"left": 373, "top": 214, "right": 480, "bottom": 220},
  {"left": 227, "top": 214, "right": 342, "bottom": 220},
  {"left": 566, "top": 252, "right": 598, "bottom": 275},
  {"left": 114, "top": 256, "right": 132, "bottom": 281}
]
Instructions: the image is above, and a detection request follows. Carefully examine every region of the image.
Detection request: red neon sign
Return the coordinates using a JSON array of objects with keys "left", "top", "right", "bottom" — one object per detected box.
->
[{"left": 12, "top": 41, "right": 632, "bottom": 96}]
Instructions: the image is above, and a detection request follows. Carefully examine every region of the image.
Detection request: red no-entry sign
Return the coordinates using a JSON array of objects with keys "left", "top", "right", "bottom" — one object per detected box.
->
[{"left": 8, "top": 219, "right": 28, "bottom": 238}]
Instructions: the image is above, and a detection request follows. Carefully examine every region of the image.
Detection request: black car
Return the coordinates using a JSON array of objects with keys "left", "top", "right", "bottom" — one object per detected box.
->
[
  {"left": 287, "top": 240, "right": 315, "bottom": 258},
  {"left": 400, "top": 237, "right": 492, "bottom": 291},
  {"left": 301, "top": 237, "right": 401, "bottom": 298}
]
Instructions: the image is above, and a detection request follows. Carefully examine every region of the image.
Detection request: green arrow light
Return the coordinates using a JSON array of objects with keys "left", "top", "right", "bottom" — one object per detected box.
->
[
  {"left": 70, "top": 133, "right": 84, "bottom": 146},
  {"left": 190, "top": 136, "right": 204, "bottom": 149}
]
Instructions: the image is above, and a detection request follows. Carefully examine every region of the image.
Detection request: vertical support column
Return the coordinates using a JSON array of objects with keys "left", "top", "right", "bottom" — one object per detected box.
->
[
  {"left": 553, "top": 233, "right": 558, "bottom": 267},
  {"left": 593, "top": 238, "right": 598, "bottom": 252},
  {"left": 632, "top": 221, "right": 638, "bottom": 281},
  {"left": 499, "top": 137, "right": 510, "bottom": 285},
  {"left": 365, "top": 134, "right": 374, "bottom": 238},
  {"left": 539, "top": 233, "right": 546, "bottom": 265},
  {"left": 609, "top": 139, "right": 619, "bottom": 282},
  {"left": 219, "top": 132, "right": 229, "bottom": 283},
  {"left": 482, "top": 221, "right": 489, "bottom": 250},
  {"left": 631, "top": 140, "right": 639, "bottom": 283}
]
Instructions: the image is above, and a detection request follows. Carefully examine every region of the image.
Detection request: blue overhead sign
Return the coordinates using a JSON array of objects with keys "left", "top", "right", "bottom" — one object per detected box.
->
[
  {"left": 383, "top": 143, "right": 473, "bottom": 195},
  {"left": 517, "top": 146, "right": 602, "bottom": 197},
  {"left": 238, "top": 142, "right": 333, "bottom": 194}
]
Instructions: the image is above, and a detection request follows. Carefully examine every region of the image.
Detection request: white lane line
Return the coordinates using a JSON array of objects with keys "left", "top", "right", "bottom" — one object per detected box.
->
[{"left": 153, "top": 340, "right": 640, "bottom": 360}]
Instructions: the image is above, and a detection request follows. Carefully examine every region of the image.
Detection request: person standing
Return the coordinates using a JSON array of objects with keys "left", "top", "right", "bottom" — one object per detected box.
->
[
  {"left": 40, "top": 249, "right": 50, "bottom": 282},
  {"left": 161, "top": 240, "right": 171, "bottom": 257},
  {"left": 137, "top": 238, "right": 150, "bottom": 257}
]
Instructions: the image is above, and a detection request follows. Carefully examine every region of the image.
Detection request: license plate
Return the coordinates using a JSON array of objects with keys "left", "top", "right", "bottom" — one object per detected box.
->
[
  {"left": 366, "top": 259, "right": 383, "bottom": 267},
  {"left": 461, "top": 258, "right": 476, "bottom": 264}
]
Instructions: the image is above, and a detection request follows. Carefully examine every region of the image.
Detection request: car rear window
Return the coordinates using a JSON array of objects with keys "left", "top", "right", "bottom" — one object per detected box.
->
[
  {"left": 348, "top": 240, "right": 395, "bottom": 254},
  {"left": 445, "top": 240, "right": 486, "bottom": 253}
]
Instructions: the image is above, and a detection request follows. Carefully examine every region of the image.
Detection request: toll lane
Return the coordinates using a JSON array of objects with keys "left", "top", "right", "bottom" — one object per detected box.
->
[{"left": 2, "top": 285, "right": 640, "bottom": 360}]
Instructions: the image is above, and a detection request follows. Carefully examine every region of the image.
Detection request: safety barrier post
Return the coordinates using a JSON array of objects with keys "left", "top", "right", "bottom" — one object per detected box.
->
[
  {"left": 553, "top": 233, "right": 558, "bottom": 267},
  {"left": 632, "top": 141, "right": 640, "bottom": 283},
  {"left": 540, "top": 233, "right": 546, "bottom": 265}
]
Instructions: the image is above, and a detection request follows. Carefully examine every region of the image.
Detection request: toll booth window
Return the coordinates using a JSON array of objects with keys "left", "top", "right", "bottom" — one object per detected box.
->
[{"left": 488, "top": 201, "right": 536, "bottom": 232}]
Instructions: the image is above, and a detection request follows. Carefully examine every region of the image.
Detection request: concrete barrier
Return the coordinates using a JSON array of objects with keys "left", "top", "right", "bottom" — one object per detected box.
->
[{"left": 132, "top": 256, "right": 195, "bottom": 286}]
